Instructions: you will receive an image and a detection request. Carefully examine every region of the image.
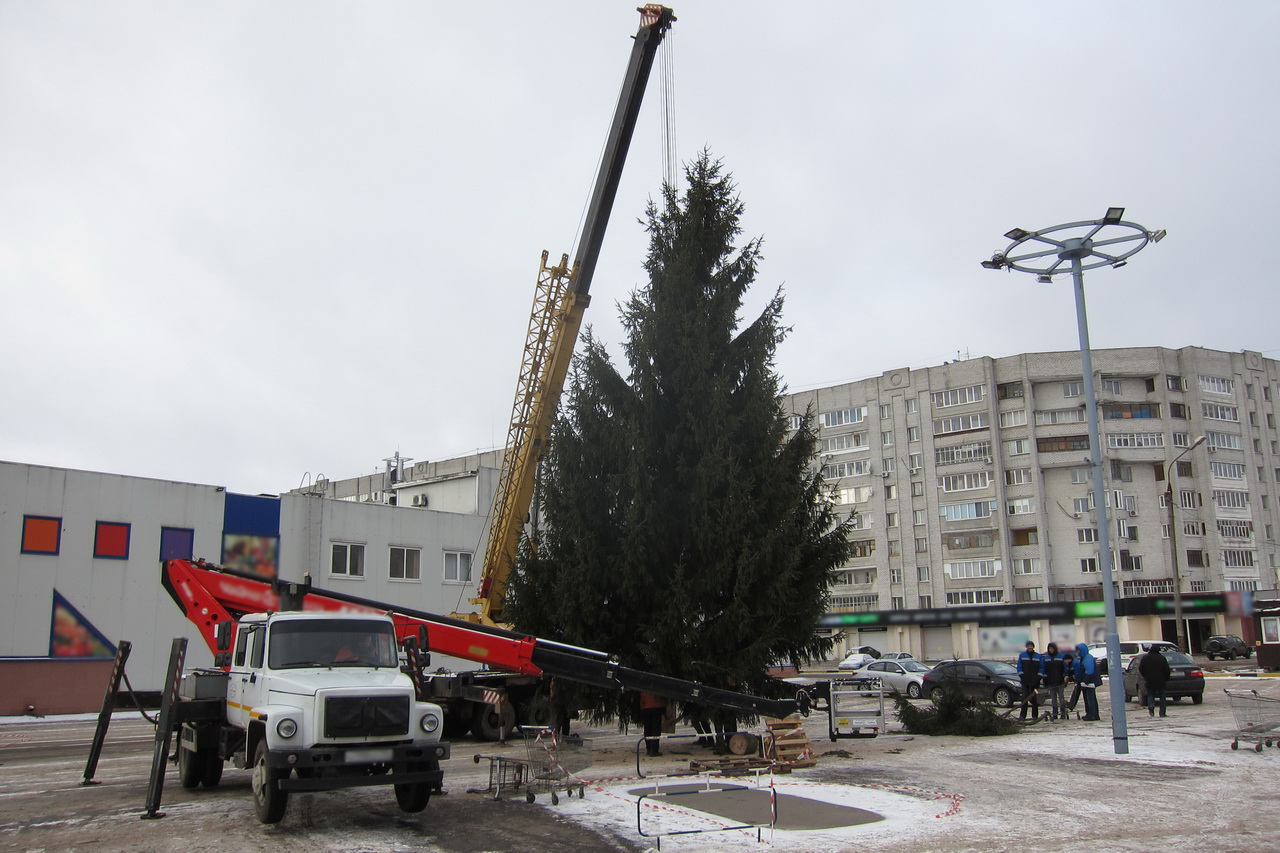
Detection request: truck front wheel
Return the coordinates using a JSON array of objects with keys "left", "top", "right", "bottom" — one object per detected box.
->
[
  {"left": 252, "top": 741, "right": 288, "bottom": 824},
  {"left": 394, "top": 760, "right": 436, "bottom": 813},
  {"left": 471, "top": 702, "right": 516, "bottom": 741}
]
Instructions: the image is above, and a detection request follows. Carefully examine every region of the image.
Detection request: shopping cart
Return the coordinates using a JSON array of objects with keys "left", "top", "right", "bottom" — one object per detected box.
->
[
  {"left": 520, "top": 726, "right": 592, "bottom": 804},
  {"left": 1223, "top": 689, "right": 1280, "bottom": 752}
]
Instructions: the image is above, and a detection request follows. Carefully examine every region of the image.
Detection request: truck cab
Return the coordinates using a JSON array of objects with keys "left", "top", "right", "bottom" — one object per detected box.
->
[{"left": 184, "top": 610, "right": 450, "bottom": 823}]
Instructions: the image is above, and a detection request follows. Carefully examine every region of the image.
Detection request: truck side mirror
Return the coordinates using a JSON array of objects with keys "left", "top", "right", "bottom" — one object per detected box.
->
[{"left": 216, "top": 620, "right": 233, "bottom": 652}]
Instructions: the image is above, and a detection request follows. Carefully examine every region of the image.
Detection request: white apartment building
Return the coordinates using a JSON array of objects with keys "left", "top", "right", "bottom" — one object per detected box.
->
[{"left": 785, "top": 346, "right": 1279, "bottom": 659}]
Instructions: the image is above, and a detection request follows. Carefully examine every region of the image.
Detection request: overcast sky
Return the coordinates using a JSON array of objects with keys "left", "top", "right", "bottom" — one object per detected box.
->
[{"left": 3, "top": 1, "right": 1277, "bottom": 495}]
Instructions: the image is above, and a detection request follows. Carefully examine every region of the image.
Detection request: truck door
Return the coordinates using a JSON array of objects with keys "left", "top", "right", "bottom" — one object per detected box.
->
[{"left": 226, "top": 622, "right": 264, "bottom": 730}]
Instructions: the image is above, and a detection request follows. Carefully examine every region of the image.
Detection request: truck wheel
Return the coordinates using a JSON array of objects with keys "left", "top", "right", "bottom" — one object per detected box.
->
[
  {"left": 394, "top": 760, "right": 435, "bottom": 813},
  {"left": 178, "top": 746, "right": 202, "bottom": 789},
  {"left": 471, "top": 702, "right": 516, "bottom": 741},
  {"left": 201, "top": 748, "right": 223, "bottom": 788},
  {"left": 252, "top": 741, "right": 289, "bottom": 824}
]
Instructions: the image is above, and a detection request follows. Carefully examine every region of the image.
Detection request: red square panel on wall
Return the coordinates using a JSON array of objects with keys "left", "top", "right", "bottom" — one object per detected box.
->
[
  {"left": 94, "top": 522, "right": 131, "bottom": 559},
  {"left": 22, "top": 516, "right": 61, "bottom": 554}
]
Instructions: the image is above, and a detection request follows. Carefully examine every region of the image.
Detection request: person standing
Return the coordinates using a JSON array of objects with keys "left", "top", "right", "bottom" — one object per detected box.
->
[
  {"left": 1016, "top": 641, "right": 1044, "bottom": 722},
  {"left": 1042, "top": 643, "right": 1069, "bottom": 721},
  {"left": 1074, "top": 642, "right": 1101, "bottom": 721},
  {"left": 1063, "top": 649, "right": 1081, "bottom": 715},
  {"left": 1137, "top": 646, "right": 1173, "bottom": 717},
  {"left": 639, "top": 691, "right": 667, "bottom": 756}
]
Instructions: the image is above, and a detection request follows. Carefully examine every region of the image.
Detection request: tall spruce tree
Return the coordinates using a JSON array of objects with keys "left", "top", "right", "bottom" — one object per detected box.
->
[{"left": 505, "top": 152, "right": 853, "bottom": 724}]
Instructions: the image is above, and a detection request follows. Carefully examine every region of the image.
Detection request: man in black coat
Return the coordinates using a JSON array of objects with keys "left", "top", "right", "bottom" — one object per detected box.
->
[{"left": 1137, "top": 647, "right": 1173, "bottom": 717}]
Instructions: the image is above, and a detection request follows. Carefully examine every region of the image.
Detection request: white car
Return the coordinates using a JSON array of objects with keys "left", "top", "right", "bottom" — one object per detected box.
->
[
  {"left": 854, "top": 659, "right": 933, "bottom": 699},
  {"left": 1088, "top": 640, "right": 1178, "bottom": 675},
  {"left": 839, "top": 648, "right": 880, "bottom": 666},
  {"left": 880, "top": 652, "right": 916, "bottom": 661}
]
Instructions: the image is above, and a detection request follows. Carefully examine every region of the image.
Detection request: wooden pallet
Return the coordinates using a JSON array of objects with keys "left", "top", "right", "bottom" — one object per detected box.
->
[
  {"left": 687, "top": 755, "right": 779, "bottom": 774},
  {"left": 763, "top": 715, "right": 817, "bottom": 769}
]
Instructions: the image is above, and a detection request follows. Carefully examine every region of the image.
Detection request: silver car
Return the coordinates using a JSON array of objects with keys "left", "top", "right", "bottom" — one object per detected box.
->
[{"left": 854, "top": 659, "right": 933, "bottom": 699}]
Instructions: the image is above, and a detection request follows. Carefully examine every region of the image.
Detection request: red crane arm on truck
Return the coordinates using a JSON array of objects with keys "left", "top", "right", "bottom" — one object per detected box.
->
[
  {"left": 162, "top": 558, "right": 806, "bottom": 720},
  {"left": 163, "top": 558, "right": 544, "bottom": 675}
]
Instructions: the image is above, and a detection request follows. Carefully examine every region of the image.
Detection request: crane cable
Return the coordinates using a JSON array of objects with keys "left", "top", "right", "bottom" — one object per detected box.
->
[{"left": 659, "top": 28, "right": 678, "bottom": 192}]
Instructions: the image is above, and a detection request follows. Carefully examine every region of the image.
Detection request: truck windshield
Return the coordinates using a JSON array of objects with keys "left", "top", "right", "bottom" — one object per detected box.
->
[{"left": 268, "top": 619, "right": 399, "bottom": 669}]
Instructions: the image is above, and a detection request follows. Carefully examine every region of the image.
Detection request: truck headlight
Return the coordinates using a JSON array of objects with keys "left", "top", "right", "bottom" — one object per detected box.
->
[
  {"left": 420, "top": 713, "right": 440, "bottom": 734},
  {"left": 277, "top": 718, "right": 298, "bottom": 739}
]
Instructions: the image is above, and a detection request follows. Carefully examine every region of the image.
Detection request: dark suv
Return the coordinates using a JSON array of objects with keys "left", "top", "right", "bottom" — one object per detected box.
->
[{"left": 1204, "top": 635, "right": 1252, "bottom": 660}]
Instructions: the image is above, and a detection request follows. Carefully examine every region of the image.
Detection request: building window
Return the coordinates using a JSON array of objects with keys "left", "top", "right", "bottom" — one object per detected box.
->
[
  {"left": 94, "top": 521, "right": 131, "bottom": 560},
  {"left": 946, "top": 589, "right": 1004, "bottom": 605},
  {"left": 880, "top": 403, "right": 892, "bottom": 420},
  {"left": 822, "top": 459, "right": 872, "bottom": 478},
  {"left": 821, "top": 407, "right": 867, "bottom": 428},
  {"left": 1038, "top": 435, "right": 1090, "bottom": 453},
  {"left": 999, "top": 409, "right": 1028, "bottom": 428},
  {"left": 1106, "top": 433, "right": 1164, "bottom": 449},
  {"left": 1212, "top": 489, "right": 1250, "bottom": 510},
  {"left": 1198, "top": 375, "right": 1234, "bottom": 395},
  {"left": 919, "top": 594, "right": 933, "bottom": 609},
  {"left": 1186, "top": 550, "right": 1207, "bottom": 568},
  {"left": 1166, "top": 374, "right": 1185, "bottom": 391},
  {"left": 891, "top": 596, "right": 905, "bottom": 610},
  {"left": 1078, "top": 528, "right": 1099, "bottom": 543},
  {"left": 1063, "top": 381, "right": 1083, "bottom": 397},
  {"left": 21, "top": 515, "right": 61, "bottom": 555},
  {"left": 1202, "top": 403, "right": 1240, "bottom": 422},
  {"left": 939, "top": 471, "right": 991, "bottom": 492},
  {"left": 1006, "top": 439, "right": 1031, "bottom": 456},
  {"left": 911, "top": 481, "right": 925, "bottom": 497},
  {"left": 1102, "top": 378, "right": 1122, "bottom": 394},
  {"left": 821, "top": 433, "right": 869, "bottom": 453},
  {"left": 913, "top": 509, "right": 927, "bottom": 526},
  {"left": 1069, "top": 467, "right": 1090, "bottom": 485},
  {"left": 1206, "top": 432, "right": 1245, "bottom": 451},
  {"left": 882, "top": 430, "right": 895, "bottom": 447},
  {"left": 444, "top": 550, "right": 473, "bottom": 583},
  {"left": 946, "top": 531, "right": 995, "bottom": 550},
  {"left": 888, "top": 540, "right": 901, "bottom": 557},
  {"left": 907, "top": 426, "right": 922, "bottom": 442},
  {"left": 933, "top": 413, "right": 989, "bottom": 436},
  {"left": 1006, "top": 498, "right": 1035, "bottom": 515},
  {"left": 1072, "top": 496, "right": 1094, "bottom": 514},
  {"left": 882, "top": 457, "right": 896, "bottom": 473},
  {"left": 331, "top": 542, "right": 366, "bottom": 577},
  {"left": 831, "top": 594, "right": 879, "bottom": 611},
  {"left": 1119, "top": 550, "right": 1143, "bottom": 571},
  {"left": 1210, "top": 461, "right": 1247, "bottom": 480},
  {"left": 1014, "top": 587, "right": 1046, "bottom": 602},
  {"left": 885, "top": 484, "right": 897, "bottom": 501},
  {"left": 1036, "top": 408, "right": 1087, "bottom": 426},
  {"left": 917, "top": 565, "right": 931, "bottom": 582},
  {"left": 931, "top": 384, "right": 986, "bottom": 409},
  {"left": 1222, "top": 549, "right": 1256, "bottom": 568},
  {"left": 940, "top": 501, "right": 997, "bottom": 522},
  {"left": 390, "top": 546, "right": 422, "bottom": 580},
  {"left": 1080, "top": 558, "right": 1099, "bottom": 573},
  {"left": 1011, "top": 528, "right": 1038, "bottom": 546},
  {"left": 1006, "top": 468, "right": 1032, "bottom": 486},
  {"left": 160, "top": 527, "right": 195, "bottom": 561},
  {"left": 936, "top": 441, "right": 993, "bottom": 466},
  {"left": 1123, "top": 579, "right": 1172, "bottom": 596},
  {"left": 906, "top": 398, "right": 918, "bottom": 414},
  {"left": 788, "top": 414, "right": 803, "bottom": 431},
  {"left": 1013, "top": 558, "right": 1040, "bottom": 574},
  {"left": 945, "top": 559, "right": 1000, "bottom": 579},
  {"left": 1103, "top": 403, "right": 1160, "bottom": 419},
  {"left": 1228, "top": 579, "right": 1259, "bottom": 592},
  {"left": 890, "top": 567, "right": 904, "bottom": 584},
  {"left": 997, "top": 381, "right": 1024, "bottom": 400},
  {"left": 1169, "top": 402, "right": 1190, "bottom": 419},
  {"left": 849, "top": 539, "right": 876, "bottom": 558},
  {"left": 886, "top": 512, "right": 899, "bottom": 528},
  {"left": 915, "top": 537, "right": 929, "bottom": 553}
]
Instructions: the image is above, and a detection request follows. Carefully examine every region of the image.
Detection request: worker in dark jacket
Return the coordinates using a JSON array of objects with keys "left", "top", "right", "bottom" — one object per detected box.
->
[
  {"left": 1137, "top": 646, "right": 1173, "bottom": 718},
  {"left": 1042, "top": 643, "right": 1069, "bottom": 721},
  {"left": 1016, "top": 641, "right": 1044, "bottom": 722},
  {"left": 1074, "top": 643, "right": 1101, "bottom": 720}
]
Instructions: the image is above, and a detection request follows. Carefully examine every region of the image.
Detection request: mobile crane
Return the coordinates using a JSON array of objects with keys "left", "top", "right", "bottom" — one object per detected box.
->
[{"left": 470, "top": 4, "right": 675, "bottom": 628}]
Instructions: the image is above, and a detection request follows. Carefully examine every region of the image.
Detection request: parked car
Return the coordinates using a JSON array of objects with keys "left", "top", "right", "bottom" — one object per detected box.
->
[
  {"left": 1204, "top": 635, "right": 1252, "bottom": 660},
  {"left": 880, "top": 652, "right": 917, "bottom": 661},
  {"left": 854, "top": 659, "right": 933, "bottom": 699},
  {"left": 921, "top": 659, "right": 1024, "bottom": 708},
  {"left": 1122, "top": 650, "right": 1205, "bottom": 705},
  {"left": 837, "top": 646, "right": 882, "bottom": 671},
  {"left": 1088, "top": 640, "right": 1179, "bottom": 675}
]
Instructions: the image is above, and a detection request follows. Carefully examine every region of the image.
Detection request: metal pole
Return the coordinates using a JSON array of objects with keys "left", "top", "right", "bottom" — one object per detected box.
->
[
  {"left": 1167, "top": 478, "right": 1186, "bottom": 653},
  {"left": 1070, "top": 256, "right": 1129, "bottom": 755}
]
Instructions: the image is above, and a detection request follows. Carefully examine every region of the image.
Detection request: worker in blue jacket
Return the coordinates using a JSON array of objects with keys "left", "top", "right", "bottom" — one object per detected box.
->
[
  {"left": 1074, "top": 642, "right": 1101, "bottom": 721},
  {"left": 1016, "top": 641, "right": 1044, "bottom": 722}
]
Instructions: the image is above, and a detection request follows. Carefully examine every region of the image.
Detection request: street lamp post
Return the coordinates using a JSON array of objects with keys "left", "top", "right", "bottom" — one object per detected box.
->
[
  {"left": 1166, "top": 435, "right": 1207, "bottom": 653},
  {"left": 981, "top": 208, "right": 1164, "bottom": 756}
]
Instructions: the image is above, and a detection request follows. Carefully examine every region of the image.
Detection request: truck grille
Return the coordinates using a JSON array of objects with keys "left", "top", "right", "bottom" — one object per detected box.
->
[{"left": 324, "top": 695, "right": 410, "bottom": 738}]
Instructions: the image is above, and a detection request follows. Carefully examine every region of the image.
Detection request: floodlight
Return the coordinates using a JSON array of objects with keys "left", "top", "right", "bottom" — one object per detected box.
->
[{"left": 1103, "top": 207, "right": 1125, "bottom": 224}]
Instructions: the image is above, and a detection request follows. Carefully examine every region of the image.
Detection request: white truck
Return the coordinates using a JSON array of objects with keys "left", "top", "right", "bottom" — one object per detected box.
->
[{"left": 176, "top": 610, "right": 450, "bottom": 823}]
